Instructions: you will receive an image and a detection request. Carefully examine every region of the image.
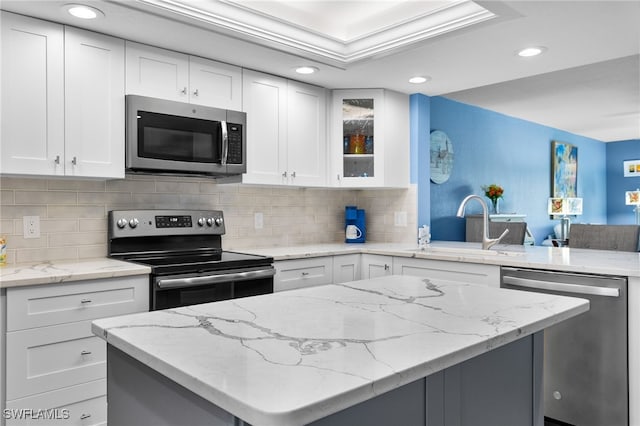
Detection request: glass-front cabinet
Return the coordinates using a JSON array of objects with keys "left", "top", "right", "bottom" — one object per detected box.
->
[
  {"left": 330, "top": 89, "right": 409, "bottom": 188},
  {"left": 342, "top": 97, "right": 375, "bottom": 179}
]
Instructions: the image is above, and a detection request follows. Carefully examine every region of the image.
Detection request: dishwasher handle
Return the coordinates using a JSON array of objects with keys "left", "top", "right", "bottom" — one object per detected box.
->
[
  {"left": 502, "top": 275, "right": 620, "bottom": 297},
  {"left": 157, "top": 267, "right": 275, "bottom": 289}
]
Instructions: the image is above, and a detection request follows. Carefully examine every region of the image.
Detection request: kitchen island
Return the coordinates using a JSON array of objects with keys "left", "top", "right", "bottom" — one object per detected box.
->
[{"left": 93, "top": 275, "right": 588, "bottom": 426}]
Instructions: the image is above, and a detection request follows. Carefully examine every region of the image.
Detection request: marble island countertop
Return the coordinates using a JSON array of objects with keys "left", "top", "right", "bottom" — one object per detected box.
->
[
  {"left": 242, "top": 241, "right": 640, "bottom": 277},
  {"left": 0, "top": 257, "right": 151, "bottom": 288},
  {"left": 92, "top": 275, "right": 589, "bottom": 426}
]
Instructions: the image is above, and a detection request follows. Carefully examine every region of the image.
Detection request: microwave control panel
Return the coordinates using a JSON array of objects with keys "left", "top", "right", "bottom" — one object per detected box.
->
[{"left": 227, "top": 124, "right": 243, "bottom": 164}]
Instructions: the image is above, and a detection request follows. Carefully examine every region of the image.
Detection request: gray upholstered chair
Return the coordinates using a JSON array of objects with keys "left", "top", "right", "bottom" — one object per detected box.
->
[{"left": 568, "top": 224, "right": 640, "bottom": 252}]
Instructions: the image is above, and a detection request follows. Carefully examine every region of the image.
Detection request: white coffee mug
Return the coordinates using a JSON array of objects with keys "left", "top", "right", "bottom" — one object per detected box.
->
[{"left": 346, "top": 225, "right": 362, "bottom": 239}]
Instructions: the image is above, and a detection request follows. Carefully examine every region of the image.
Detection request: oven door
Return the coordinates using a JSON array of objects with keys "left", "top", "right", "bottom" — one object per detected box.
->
[
  {"left": 126, "top": 95, "right": 229, "bottom": 175},
  {"left": 152, "top": 265, "right": 275, "bottom": 310}
]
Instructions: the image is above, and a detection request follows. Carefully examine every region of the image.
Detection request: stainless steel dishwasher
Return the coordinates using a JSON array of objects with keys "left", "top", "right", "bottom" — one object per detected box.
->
[{"left": 501, "top": 267, "right": 628, "bottom": 426}]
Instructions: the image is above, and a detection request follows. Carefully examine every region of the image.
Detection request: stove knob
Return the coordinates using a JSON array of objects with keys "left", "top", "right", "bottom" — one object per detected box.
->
[
  {"left": 197, "top": 217, "right": 206, "bottom": 227},
  {"left": 214, "top": 217, "right": 224, "bottom": 227},
  {"left": 129, "top": 218, "right": 139, "bottom": 228},
  {"left": 117, "top": 218, "right": 128, "bottom": 229},
  {"left": 206, "top": 217, "right": 214, "bottom": 226}
]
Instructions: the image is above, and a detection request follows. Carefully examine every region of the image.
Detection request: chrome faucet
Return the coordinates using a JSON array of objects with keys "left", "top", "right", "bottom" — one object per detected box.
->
[{"left": 456, "top": 195, "right": 509, "bottom": 250}]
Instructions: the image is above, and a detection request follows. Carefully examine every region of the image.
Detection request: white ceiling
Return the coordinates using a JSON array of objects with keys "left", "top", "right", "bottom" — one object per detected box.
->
[{"left": 2, "top": 0, "right": 639, "bottom": 142}]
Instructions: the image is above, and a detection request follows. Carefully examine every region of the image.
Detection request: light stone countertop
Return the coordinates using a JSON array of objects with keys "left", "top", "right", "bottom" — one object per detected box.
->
[
  {"left": 92, "top": 275, "right": 589, "bottom": 426},
  {"left": 241, "top": 241, "right": 640, "bottom": 277},
  {"left": 1, "top": 241, "right": 638, "bottom": 289},
  {"left": 0, "top": 258, "right": 151, "bottom": 288}
]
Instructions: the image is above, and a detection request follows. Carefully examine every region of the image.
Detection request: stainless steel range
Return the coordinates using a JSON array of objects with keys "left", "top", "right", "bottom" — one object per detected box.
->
[{"left": 108, "top": 209, "right": 274, "bottom": 310}]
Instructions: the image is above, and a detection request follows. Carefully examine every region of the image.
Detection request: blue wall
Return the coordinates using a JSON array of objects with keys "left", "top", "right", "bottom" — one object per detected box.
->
[
  {"left": 425, "top": 96, "right": 607, "bottom": 244},
  {"left": 606, "top": 139, "right": 640, "bottom": 224}
]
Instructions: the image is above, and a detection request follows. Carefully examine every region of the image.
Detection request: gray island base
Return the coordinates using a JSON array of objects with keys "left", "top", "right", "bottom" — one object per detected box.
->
[
  {"left": 107, "top": 332, "right": 541, "bottom": 426},
  {"left": 93, "top": 275, "right": 588, "bottom": 426}
]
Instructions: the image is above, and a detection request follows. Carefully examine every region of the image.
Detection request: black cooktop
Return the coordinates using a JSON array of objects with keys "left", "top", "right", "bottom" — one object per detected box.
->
[{"left": 121, "top": 250, "right": 273, "bottom": 275}]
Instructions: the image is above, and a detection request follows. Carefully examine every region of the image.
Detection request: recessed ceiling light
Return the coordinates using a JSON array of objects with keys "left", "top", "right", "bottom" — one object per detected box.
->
[
  {"left": 64, "top": 4, "right": 105, "bottom": 20},
  {"left": 409, "top": 76, "right": 431, "bottom": 84},
  {"left": 295, "top": 66, "right": 319, "bottom": 75},
  {"left": 517, "top": 46, "right": 546, "bottom": 57}
]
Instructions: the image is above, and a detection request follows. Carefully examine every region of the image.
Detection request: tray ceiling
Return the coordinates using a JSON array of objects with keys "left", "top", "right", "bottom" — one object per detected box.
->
[{"left": 131, "top": 0, "right": 496, "bottom": 66}]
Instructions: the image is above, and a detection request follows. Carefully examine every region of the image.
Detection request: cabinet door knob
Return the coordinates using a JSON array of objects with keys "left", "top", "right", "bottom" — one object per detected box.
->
[
  {"left": 301, "top": 272, "right": 309, "bottom": 277},
  {"left": 291, "top": 171, "right": 296, "bottom": 178},
  {"left": 193, "top": 89, "right": 199, "bottom": 96},
  {"left": 384, "top": 264, "right": 390, "bottom": 271},
  {"left": 80, "top": 350, "right": 92, "bottom": 356},
  {"left": 282, "top": 171, "right": 287, "bottom": 178},
  {"left": 54, "top": 155, "right": 61, "bottom": 165},
  {"left": 71, "top": 156, "right": 77, "bottom": 166},
  {"left": 80, "top": 414, "right": 92, "bottom": 420},
  {"left": 337, "top": 174, "right": 341, "bottom": 181},
  {"left": 181, "top": 87, "right": 187, "bottom": 95},
  {"left": 80, "top": 299, "right": 92, "bottom": 304}
]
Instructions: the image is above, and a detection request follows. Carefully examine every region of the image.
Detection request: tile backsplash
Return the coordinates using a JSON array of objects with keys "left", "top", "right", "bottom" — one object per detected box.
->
[{"left": 0, "top": 175, "right": 417, "bottom": 265}]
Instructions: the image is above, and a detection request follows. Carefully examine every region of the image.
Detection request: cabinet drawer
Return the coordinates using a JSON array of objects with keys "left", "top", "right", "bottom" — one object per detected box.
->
[
  {"left": 7, "top": 276, "right": 148, "bottom": 331},
  {"left": 5, "top": 379, "right": 106, "bottom": 426},
  {"left": 392, "top": 257, "right": 500, "bottom": 287},
  {"left": 274, "top": 257, "right": 333, "bottom": 291},
  {"left": 6, "top": 321, "right": 105, "bottom": 400}
]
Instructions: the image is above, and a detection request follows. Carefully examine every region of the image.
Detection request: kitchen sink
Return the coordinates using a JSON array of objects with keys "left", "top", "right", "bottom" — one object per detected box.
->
[{"left": 405, "top": 246, "right": 526, "bottom": 257}]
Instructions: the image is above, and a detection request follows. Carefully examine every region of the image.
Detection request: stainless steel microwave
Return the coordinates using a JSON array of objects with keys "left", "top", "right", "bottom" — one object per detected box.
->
[{"left": 125, "top": 95, "right": 246, "bottom": 177}]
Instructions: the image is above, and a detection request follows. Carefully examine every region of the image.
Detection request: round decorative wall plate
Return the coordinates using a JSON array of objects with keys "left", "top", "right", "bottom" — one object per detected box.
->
[{"left": 430, "top": 130, "right": 454, "bottom": 184}]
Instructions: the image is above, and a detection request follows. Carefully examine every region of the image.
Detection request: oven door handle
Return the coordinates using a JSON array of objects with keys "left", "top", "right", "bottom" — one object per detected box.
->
[{"left": 156, "top": 268, "right": 275, "bottom": 289}]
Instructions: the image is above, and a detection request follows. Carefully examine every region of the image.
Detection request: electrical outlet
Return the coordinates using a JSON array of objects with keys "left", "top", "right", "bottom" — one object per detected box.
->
[
  {"left": 23, "top": 216, "right": 41, "bottom": 238},
  {"left": 254, "top": 212, "right": 264, "bottom": 229},
  {"left": 394, "top": 211, "right": 407, "bottom": 227}
]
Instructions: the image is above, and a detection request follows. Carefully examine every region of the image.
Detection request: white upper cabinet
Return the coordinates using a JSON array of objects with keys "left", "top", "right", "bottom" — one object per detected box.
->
[
  {"left": 125, "top": 41, "right": 189, "bottom": 102},
  {"left": 1, "top": 12, "right": 65, "bottom": 176},
  {"left": 125, "top": 41, "right": 242, "bottom": 110},
  {"left": 242, "top": 69, "right": 327, "bottom": 186},
  {"left": 330, "top": 89, "right": 409, "bottom": 188},
  {"left": 65, "top": 27, "right": 125, "bottom": 179},
  {"left": 189, "top": 56, "right": 242, "bottom": 110},
  {"left": 1, "top": 12, "right": 125, "bottom": 179},
  {"left": 242, "top": 70, "right": 288, "bottom": 185},
  {"left": 286, "top": 80, "right": 327, "bottom": 186}
]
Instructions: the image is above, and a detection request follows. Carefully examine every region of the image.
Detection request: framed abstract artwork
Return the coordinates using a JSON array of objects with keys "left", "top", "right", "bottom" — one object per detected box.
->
[
  {"left": 623, "top": 160, "right": 640, "bottom": 177},
  {"left": 551, "top": 141, "right": 578, "bottom": 198}
]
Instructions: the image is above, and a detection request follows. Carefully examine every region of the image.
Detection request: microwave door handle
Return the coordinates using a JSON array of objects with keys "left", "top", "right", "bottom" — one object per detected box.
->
[{"left": 221, "top": 121, "right": 229, "bottom": 165}]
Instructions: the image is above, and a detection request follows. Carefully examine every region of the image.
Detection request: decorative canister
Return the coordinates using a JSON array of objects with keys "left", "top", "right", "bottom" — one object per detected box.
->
[
  {"left": 0, "top": 236, "right": 6, "bottom": 266},
  {"left": 365, "top": 135, "right": 373, "bottom": 154},
  {"left": 349, "top": 134, "right": 366, "bottom": 154}
]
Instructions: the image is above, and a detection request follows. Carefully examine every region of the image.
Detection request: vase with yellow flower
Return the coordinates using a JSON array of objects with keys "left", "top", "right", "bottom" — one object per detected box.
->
[{"left": 482, "top": 184, "right": 504, "bottom": 214}]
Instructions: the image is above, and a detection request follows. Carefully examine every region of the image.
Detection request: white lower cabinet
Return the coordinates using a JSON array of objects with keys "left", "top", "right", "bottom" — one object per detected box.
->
[
  {"left": 274, "top": 258, "right": 333, "bottom": 291},
  {"left": 4, "top": 380, "right": 106, "bottom": 426},
  {"left": 3, "top": 276, "right": 149, "bottom": 425},
  {"left": 6, "top": 321, "right": 106, "bottom": 400},
  {"left": 332, "top": 254, "right": 361, "bottom": 284},
  {"left": 361, "top": 254, "right": 393, "bottom": 279},
  {"left": 392, "top": 257, "right": 500, "bottom": 287}
]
